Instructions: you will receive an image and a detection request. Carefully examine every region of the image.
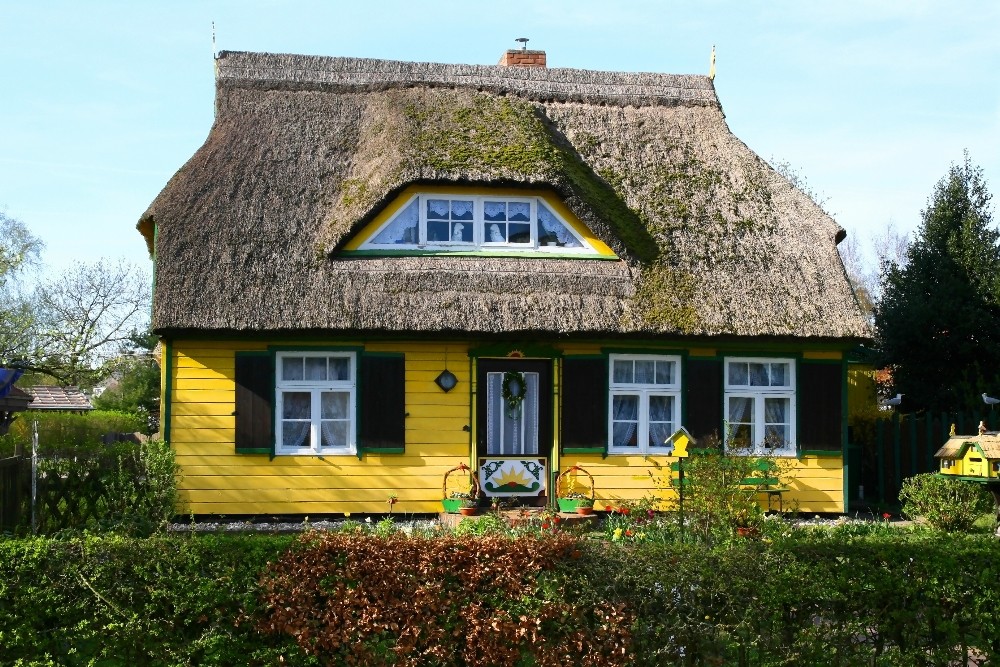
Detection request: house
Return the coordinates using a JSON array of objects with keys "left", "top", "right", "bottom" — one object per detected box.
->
[
  {"left": 137, "top": 48, "right": 869, "bottom": 516},
  {"left": 935, "top": 431, "right": 1000, "bottom": 480},
  {"left": 0, "top": 368, "right": 32, "bottom": 437},
  {"left": 22, "top": 386, "right": 94, "bottom": 413}
]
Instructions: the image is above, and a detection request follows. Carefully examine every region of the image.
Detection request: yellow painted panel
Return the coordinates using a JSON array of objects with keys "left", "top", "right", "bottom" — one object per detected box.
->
[
  {"left": 174, "top": 364, "right": 234, "bottom": 380},
  {"left": 405, "top": 405, "right": 468, "bottom": 419},
  {"left": 178, "top": 499, "right": 444, "bottom": 516},
  {"left": 183, "top": 475, "right": 446, "bottom": 492},
  {"left": 174, "top": 389, "right": 234, "bottom": 404},
  {"left": 803, "top": 350, "right": 843, "bottom": 360},
  {"left": 174, "top": 377, "right": 235, "bottom": 391},
  {"left": 181, "top": 464, "right": 461, "bottom": 477},
  {"left": 170, "top": 428, "right": 235, "bottom": 443},
  {"left": 185, "top": 487, "right": 444, "bottom": 503},
  {"left": 172, "top": 415, "right": 234, "bottom": 430},
  {"left": 404, "top": 416, "right": 469, "bottom": 431},
  {"left": 405, "top": 392, "right": 470, "bottom": 407},
  {"left": 173, "top": 403, "right": 235, "bottom": 417},
  {"left": 173, "top": 441, "right": 468, "bottom": 458},
  {"left": 175, "top": 452, "right": 466, "bottom": 467}
]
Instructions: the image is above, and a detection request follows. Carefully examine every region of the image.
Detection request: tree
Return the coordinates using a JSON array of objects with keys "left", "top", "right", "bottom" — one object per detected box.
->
[
  {"left": 93, "top": 329, "right": 161, "bottom": 434},
  {"left": 27, "top": 259, "right": 152, "bottom": 386},
  {"left": 0, "top": 211, "right": 43, "bottom": 368},
  {"left": 875, "top": 154, "right": 1000, "bottom": 412}
]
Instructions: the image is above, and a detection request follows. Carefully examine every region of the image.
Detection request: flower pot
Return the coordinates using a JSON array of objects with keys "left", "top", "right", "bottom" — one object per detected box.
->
[
  {"left": 576, "top": 506, "right": 594, "bottom": 516},
  {"left": 557, "top": 497, "right": 586, "bottom": 512},
  {"left": 442, "top": 498, "right": 463, "bottom": 514},
  {"left": 459, "top": 507, "right": 477, "bottom": 517}
]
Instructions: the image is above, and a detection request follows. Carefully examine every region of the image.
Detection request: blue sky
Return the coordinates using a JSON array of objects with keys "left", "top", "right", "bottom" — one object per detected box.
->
[{"left": 2, "top": 1, "right": 998, "bottom": 273}]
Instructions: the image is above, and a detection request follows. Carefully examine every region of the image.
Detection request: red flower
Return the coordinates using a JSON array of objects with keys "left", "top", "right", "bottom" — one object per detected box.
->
[
  {"left": 625, "top": 529, "right": 633, "bottom": 537},
  {"left": 541, "top": 522, "right": 550, "bottom": 530},
  {"left": 620, "top": 507, "right": 631, "bottom": 516},
  {"left": 553, "top": 516, "right": 562, "bottom": 523},
  {"left": 647, "top": 509, "right": 655, "bottom": 519},
  {"left": 882, "top": 512, "right": 891, "bottom": 520}
]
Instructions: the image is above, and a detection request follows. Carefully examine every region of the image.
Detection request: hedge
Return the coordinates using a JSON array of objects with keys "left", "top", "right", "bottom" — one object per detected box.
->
[{"left": 2, "top": 531, "right": 999, "bottom": 666}]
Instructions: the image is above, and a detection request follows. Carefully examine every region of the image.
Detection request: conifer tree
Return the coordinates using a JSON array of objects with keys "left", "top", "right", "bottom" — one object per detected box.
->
[{"left": 876, "top": 154, "right": 999, "bottom": 412}]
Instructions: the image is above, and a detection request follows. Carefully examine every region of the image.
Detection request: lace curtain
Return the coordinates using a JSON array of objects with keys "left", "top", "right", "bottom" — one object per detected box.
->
[
  {"left": 486, "top": 372, "right": 539, "bottom": 455},
  {"left": 372, "top": 199, "right": 419, "bottom": 244},
  {"left": 538, "top": 202, "right": 582, "bottom": 247},
  {"left": 281, "top": 391, "right": 311, "bottom": 448},
  {"left": 612, "top": 394, "right": 638, "bottom": 447}
]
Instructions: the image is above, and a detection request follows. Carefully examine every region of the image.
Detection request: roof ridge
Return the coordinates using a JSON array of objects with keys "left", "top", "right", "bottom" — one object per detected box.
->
[{"left": 215, "top": 50, "right": 718, "bottom": 107}]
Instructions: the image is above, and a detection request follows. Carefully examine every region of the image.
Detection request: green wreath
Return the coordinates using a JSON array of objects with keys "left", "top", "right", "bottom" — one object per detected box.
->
[{"left": 501, "top": 371, "right": 527, "bottom": 412}]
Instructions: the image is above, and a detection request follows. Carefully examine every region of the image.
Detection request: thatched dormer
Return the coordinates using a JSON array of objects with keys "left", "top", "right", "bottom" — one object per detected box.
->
[{"left": 138, "top": 50, "right": 867, "bottom": 341}]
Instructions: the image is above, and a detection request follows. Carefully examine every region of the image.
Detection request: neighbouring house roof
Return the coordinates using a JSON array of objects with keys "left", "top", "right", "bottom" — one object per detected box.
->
[
  {"left": 138, "top": 50, "right": 870, "bottom": 341},
  {"left": 935, "top": 435, "right": 1000, "bottom": 460},
  {"left": 24, "top": 386, "right": 94, "bottom": 412},
  {"left": 0, "top": 385, "right": 33, "bottom": 412}
]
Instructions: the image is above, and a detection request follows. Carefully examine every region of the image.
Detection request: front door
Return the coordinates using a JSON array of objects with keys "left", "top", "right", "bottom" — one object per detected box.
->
[{"left": 476, "top": 359, "right": 552, "bottom": 504}]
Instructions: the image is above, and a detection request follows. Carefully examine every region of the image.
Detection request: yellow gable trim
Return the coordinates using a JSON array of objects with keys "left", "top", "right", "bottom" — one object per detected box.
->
[{"left": 342, "top": 184, "right": 616, "bottom": 257}]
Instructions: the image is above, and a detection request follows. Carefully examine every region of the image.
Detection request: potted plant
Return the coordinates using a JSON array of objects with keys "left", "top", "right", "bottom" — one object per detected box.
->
[
  {"left": 459, "top": 495, "right": 480, "bottom": 517},
  {"left": 555, "top": 465, "right": 596, "bottom": 513},
  {"left": 442, "top": 463, "right": 480, "bottom": 514}
]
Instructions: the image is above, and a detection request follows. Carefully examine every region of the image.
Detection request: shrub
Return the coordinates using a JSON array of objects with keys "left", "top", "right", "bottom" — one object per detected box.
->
[
  {"left": 0, "top": 409, "right": 145, "bottom": 457},
  {"left": 258, "top": 532, "right": 633, "bottom": 666},
  {"left": 899, "top": 472, "right": 994, "bottom": 532}
]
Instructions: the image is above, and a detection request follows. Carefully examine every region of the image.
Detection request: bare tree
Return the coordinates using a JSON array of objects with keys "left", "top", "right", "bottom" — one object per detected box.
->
[{"left": 30, "top": 259, "right": 151, "bottom": 386}]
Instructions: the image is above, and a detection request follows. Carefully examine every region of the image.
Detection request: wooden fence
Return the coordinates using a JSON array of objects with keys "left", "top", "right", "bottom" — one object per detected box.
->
[
  {"left": 0, "top": 456, "right": 29, "bottom": 533},
  {"left": 850, "top": 410, "right": 998, "bottom": 510}
]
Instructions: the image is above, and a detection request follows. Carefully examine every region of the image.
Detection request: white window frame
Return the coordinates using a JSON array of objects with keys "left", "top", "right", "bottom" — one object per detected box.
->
[
  {"left": 724, "top": 357, "right": 796, "bottom": 456},
  {"left": 361, "top": 193, "right": 595, "bottom": 254},
  {"left": 275, "top": 351, "right": 357, "bottom": 456},
  {"left": 607, "top": 354, "right": 682, "bottom": 455}
]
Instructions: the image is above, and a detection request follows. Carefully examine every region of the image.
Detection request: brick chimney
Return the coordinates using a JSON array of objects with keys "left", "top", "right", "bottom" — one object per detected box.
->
[{"left": 498, "top": 49, "right": 546, "bottom": 67}]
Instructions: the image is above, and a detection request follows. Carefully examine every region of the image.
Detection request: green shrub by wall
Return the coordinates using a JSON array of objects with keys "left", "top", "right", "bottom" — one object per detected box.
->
[
  {"left": 2, "top": 531, "right": 998, "bottom": 666},
  {"left": 0, "top": 409, "right": 145, "bottom": 457}
]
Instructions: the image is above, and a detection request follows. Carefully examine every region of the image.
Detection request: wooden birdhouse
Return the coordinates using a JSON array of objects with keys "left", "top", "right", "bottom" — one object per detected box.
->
[{"left": 934, "top": 428, "right": 1000, "bottom": 480}]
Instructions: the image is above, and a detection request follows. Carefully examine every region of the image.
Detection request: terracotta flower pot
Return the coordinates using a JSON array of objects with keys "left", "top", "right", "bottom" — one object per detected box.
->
[
  {"left": 459, "top": 507, "right": 477, "bottom": 516},
  {"left": 576, "top": 506, "right": 594, "bottom": 515}
]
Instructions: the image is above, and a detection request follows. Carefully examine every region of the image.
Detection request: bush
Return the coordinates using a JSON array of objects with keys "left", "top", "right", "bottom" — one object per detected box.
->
[
  {"left": 0, "top": 409, "right": 145, "bottom": 457},
  {"left": 2, "top": 531, "right": 999, "bottom": 665},
  {"left": 259, "top": 532, "right": 632, "bottom": 666},
  {"left": 899, "top": 472, "right": 994, "bottom": 531}
]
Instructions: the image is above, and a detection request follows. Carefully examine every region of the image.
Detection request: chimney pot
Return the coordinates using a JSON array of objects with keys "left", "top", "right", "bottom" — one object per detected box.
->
[{"left": 498, "top": 49, "right": 546, "bottom": 67}]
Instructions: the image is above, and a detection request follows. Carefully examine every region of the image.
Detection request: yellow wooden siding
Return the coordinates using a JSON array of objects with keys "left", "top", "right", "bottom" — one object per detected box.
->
[
  {"left": 170, "top": 340, "right": 473, "bottom": 515},
  {"left": 558, "top": 455, "right": 844, "bottom": 513},
  {"left": 168, "top": 339, "right": 846, "bottom": 515}
]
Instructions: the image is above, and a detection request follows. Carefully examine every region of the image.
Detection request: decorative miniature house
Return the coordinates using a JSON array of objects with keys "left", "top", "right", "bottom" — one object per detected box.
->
[{"left": 935, "top": 425, "right": 1000, "bottom": 479}]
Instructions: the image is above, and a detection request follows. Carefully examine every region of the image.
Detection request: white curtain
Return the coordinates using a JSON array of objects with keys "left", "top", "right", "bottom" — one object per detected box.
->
[
  {"left": 486, "top": 372, "right": 539, "bottom": 455},
  {"left": 372, "top": 199, "right": 419, "bottom": 244},
  {"left": 727, "top": 396, "right": 753, "bottom": 449},
  {"left": 612, "top": 394, "right": 638, "bottom": 447},
  {"left": 281, "top": 391, "right": 310, "bottom": 448},
  {"left": 764, "top": 397, "right": 788, "bottom": 447},
  {"left": 538, "top": 202, "right": 582, "bottom": 247}
]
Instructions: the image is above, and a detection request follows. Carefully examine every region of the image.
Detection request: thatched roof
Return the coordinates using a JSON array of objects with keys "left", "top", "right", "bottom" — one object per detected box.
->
[
  {"left": 139, "top": 50, "right": 869, "bottom": 340},
  {"left": 935, "top": 435, "right": 1000, "bottom": 460}
]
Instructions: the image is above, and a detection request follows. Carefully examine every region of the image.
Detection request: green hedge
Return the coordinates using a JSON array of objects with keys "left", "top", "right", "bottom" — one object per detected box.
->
[
  {"left": 2, "top": 532, "right": 999, "bottom": 666},
  {"left": 0, "top": 409, "right": 145, "bottom": 457}
]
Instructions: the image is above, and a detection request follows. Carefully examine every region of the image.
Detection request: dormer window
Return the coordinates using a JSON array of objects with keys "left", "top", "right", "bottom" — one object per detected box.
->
[{"left": 361, "top": 193, "right": 594, "bottom": 254}]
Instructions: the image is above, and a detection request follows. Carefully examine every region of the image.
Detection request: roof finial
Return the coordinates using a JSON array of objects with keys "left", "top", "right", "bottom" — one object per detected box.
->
[
  {"left": 709, "top": 45, "right": 716, "bottom": 80},
  {"left": 212, "top": 21, "right": 217, "bottom": 59},
  {"left": 516, "top": 37, "right": 529, "bottom": 51}
]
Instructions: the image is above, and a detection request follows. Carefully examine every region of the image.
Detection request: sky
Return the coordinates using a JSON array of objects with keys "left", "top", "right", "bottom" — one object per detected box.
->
[{"left": 2, "top": 1, "right": 998, "bottom": 275}]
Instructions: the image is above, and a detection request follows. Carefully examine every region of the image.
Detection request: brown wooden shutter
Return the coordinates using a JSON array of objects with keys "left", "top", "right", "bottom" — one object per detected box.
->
[
  {"left": 359, "top": 353, "right": 406, "bottom": 454},
  {"left": 234, "top": 352, "right": 274, "bottom": 455},
  {"left": 798, "top": 361, "right": 843, "bottom": 452},
  {"left": 561, "top": 356, "right": 608, "bottom": 453},
  {"left": 685, "top": 358, "right": 722, "bottom": 445}
]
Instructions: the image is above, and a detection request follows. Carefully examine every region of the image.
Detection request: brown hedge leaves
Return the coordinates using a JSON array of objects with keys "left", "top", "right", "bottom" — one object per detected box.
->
[{"left": 258, "top": 532, "right": 632, "bottom": 666}]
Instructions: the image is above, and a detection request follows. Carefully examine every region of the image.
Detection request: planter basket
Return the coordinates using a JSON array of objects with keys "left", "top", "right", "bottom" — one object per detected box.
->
[
  {"left": 555, "top": 465, "right": 595, "bottom": 513},
  {"left": 442, "top": 462, "right": 480, "bottom": 514}
]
